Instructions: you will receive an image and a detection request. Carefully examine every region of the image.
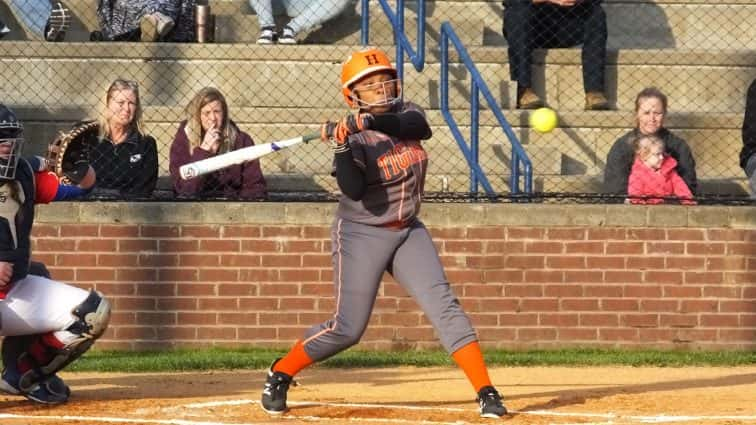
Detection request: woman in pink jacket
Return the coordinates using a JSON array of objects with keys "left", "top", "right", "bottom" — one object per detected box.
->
[{"left": 627, "top": 135, "right": 695, "bottom": 204}]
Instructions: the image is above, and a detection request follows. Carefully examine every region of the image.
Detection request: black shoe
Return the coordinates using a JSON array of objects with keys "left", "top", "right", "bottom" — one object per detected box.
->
[
  {"left": 477, "top": 385, "right": 507, "bottom": 418},
  {"left": 260, "top": 359, "right": 296, "bottom": 415},
  {"left": 44, "top": 2, "right": 70, "bottom": 42}
]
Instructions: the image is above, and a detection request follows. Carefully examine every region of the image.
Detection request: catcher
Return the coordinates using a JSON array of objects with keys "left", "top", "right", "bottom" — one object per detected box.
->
[{"left": 0, "top": 103, "right": 111, "bottom": 404}]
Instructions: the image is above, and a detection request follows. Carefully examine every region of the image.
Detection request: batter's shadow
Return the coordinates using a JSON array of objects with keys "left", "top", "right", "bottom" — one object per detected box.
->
[{"left": 512, "top": 372, "right": 756, "bottom": 412}]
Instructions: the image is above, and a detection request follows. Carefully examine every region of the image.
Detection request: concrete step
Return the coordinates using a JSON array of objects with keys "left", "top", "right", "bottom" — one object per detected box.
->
[
  {"left": 1, "top": 0, "right": 755, "bottom": 49},
  {"left": 2, "top": 43, "right": 754, "bottom": 113}
]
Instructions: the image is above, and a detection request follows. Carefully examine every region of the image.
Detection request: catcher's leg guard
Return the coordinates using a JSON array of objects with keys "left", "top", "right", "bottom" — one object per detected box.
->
[{"left": 16, "top": 290, "right": 111, "bottom": 393}]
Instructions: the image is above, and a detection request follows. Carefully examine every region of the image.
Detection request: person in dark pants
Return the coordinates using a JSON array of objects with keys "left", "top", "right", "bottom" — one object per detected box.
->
[
  {"left": 503, "top": 0, "right": 609, "bottom": 110},
  {"left": 741, "top": 79, "right": 756, "bottom": 198}
]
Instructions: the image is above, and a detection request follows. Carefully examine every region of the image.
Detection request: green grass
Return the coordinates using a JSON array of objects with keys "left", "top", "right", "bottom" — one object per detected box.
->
[{"left": 66, "top": 348, "right": 756, "bottom": 373}]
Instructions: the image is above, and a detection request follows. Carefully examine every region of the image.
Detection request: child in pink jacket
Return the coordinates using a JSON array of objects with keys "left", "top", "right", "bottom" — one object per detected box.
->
[{"left": 627, "top": 135, "right": 695, "bottom": 204}]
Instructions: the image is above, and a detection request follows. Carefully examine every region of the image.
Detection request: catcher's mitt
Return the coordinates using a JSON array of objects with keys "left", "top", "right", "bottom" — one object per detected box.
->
[{"left": 47, "top": 121, "right": 99, "bottom": 185}]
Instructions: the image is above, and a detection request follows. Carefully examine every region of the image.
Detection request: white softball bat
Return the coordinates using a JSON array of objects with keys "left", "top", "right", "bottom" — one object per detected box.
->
[{"left": 179, "top": 132, "right": 320, "bottom": 180}]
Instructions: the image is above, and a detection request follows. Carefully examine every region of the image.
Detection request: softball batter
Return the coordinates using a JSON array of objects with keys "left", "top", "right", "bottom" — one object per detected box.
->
[
  {"left": 0, "top": 103, "right": 111, "bottom": 404},
  {"left": 260, "top": 48, "right": 507, "bottom": 419}
]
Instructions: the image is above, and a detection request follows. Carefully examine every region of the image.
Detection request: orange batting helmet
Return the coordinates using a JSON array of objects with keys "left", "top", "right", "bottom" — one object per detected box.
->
[{"left": 341, "top": 47, "right": 401, "bottom": 108}]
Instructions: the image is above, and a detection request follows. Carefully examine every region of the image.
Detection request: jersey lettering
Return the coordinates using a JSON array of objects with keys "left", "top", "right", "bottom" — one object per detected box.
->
[{"left": 377, "top": 143, "right": 427, "bottom": 180}]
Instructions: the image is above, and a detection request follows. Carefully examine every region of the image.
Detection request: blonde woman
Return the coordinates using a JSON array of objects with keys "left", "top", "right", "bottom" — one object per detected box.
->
[
  {"left": 89, "top": 79, "right": 158, "bottom": 196},
  {"left": 169, "top": 87, "right": 266, "bottom": 199}
]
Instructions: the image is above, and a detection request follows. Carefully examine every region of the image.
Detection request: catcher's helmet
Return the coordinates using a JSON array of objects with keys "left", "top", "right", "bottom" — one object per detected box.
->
[
  {"left": 341, "top": 47, "right": 401, "bottom": 108},
  {"left": 0, "top": 104, "right": 23, "bottom": 180}
]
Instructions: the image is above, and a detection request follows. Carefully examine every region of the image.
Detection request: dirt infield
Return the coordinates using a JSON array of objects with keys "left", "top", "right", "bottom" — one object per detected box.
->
[{"left": 2, "top": 366, "right": 756, "bottom": 424}]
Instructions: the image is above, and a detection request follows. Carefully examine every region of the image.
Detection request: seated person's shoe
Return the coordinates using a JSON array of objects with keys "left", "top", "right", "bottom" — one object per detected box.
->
[
  {"left": 44, "top": 2, "right": 70, "bottom": 42},
  {"left": 278, "top": 26, "right": 297, "bottom": 44},
  {"left": 257, "top": 26, "right": 276, "bottom": 44},
  {"left": 517, "top": 88, "right": 543, "bottom": 109},
  {"left": 140, "top": 12, "right": 175, "bottom": 42},
  {"left": 585, "top": 91, "right": 610, "bottom": 110},
  {"left": 0, "top": 20, "right": 10, "bottom": 39}
]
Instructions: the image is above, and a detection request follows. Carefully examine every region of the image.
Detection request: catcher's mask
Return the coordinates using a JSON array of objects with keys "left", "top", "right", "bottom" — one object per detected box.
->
[
  {"left": 0, "top": 104, "right": 24, "bottom": 181},
  {"left": 341, "top": 47, "right": 402, "bottom": 109}
]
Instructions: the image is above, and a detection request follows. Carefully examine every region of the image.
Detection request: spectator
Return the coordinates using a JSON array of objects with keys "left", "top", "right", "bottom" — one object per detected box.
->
[
  {"left": 741, "top": 79, "right": 756, "bottom": 197},
  {"left": 89, "top": 79, "right": 158, "bottom": 196},
  {"left": 502, "top": 0, "right": 608, "bottom": 110},
  {"left": 249, "top": 0, "right": 352, "bottom": 45},
  {"left": 604, "top": 87, "right": 697, "bottom": 197},
  {"left": 627, "top": 134, "right": 695, "bottom": 204},
  {"left": 93, "top": 0, "right": 195, "bottom": 42},
  {"left": 0, "top": 18, "right": 9, "bottom": 38},
  {"left": 169, "top": 87, "right": 267, "bottom": 199},
  {"left": 4, "top": 1, "right": 70, "bottom": 41}
]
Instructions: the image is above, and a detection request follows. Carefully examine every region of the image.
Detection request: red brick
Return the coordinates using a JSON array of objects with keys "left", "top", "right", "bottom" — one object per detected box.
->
[
  {"left": 137, "top": 312, "right": 176, "bottom": 325},
  {"left": 300, "top": 283, "right": 333, "bottom": 297},
  {"left": 36, "top": 239, "right": 76, "bottom": 251},
  {"left": 558, "top": 328, "right": 598, "bottom": 340},
  {"left": 686, "top": 242, "right": 725, "bottom": 255},
  {"left": 222, "top": 225, "right": 261, "bottom": 238},
  {"left": 624, "top": 285, "right": 662, "bottom": 297},
  {"left": 479, "top": 299, "right": 519, "bottom": 311},
  {"left": 61, "top": 225, "right": 99, "bottom": 237},
  {"left": 546, "top": 228, "right": 586, "bottom": 240},
  {"left": 178, "top": 312, "right": 218, "bottom": 325},
  {"left": 506, "top": 255, "right": 545, "bottom": 269},
  {"left": 199, "top": 298, "right": 239, "bottom": 311},
  {"left": 259, "top": 283, "right": 299, "bottom": 296},
  {"left": 585, "top": 285, "right": 623, "bottom": 297},
  {"left": 666, "top": 229, "right": 705, "bottom": 241},
  {"left": 157, "top": 298, "right": 197, "bottom": 310},
  {"left": 644, "top": 271, "right": 683, "bottom": 285},
  {"left": 707, "top": 257, "right": 747, "bottom": 271},
  {"left": 119, "top": 239, "right": 158, "bottom": 252},
  {"left": 159, "top": 268, "right": 198, "bottom": 282},
  {"left": 627, "top": 228, "right": 665, "bottom": 240},
  {"left": 283, "top": 240, "right": 322, "bottom": 253},
  {"left": 660, "top": 314, "right": 697, "bottom": 327},
  {"left": 546, "top": 256, "right": 586, "bottom": 269},
  {"left": 117, "top": 268, "right": 157, "bottom": 282},
  {"left": 395, "top": 327, "right": 437, "bottom": 342},
  {"left": 199, "top": 269, "right": 239, "bottom": 282},
  {"left": 524, "top": 241, "right": 563, "bottom": 254},
  {"left": 140, "top": 225, "right": 179, "bottom": 238},
  {"left": 681, "top": 300, "right": 719, "bottom": 313},
  {"left": 176, "top": 283, "right": 215, "bottom": 297},
  {"left": 200, "top": 240, "right": 241, "bottom": 252},
  {"left": 564, "top": 271, "right": 603, "bottom": 283},
  {"left": 544, "top": 284, "right": 582, "bottom": 297},
  {"left": 159, "top": 240, "right": 198, "bottom": 252},
  {"left": 467, "top": 313, "right": 498, "bottom": 326},
  {"left": 741, "top": 314, "right": 756, "bottom": 326},
  {"left": 587, "top": 228, "right": 627, "bottom": 240},
  {"left": 586, "top": 256, "right": 625, "bottom": 270},
  {"left": 663, "top": 286, "right": 702, "bottom": 298},
  {"left": 181, "top": 225, "right": 221, "bottom": 238},
  {"left": 444, "top": 241, "right": 483, "bottom": 253},
  {"left": 57, "top": 253, "right": 96, "bottom": 267},
  {"left": 621, "top": 313, "right": 659, "bottom": 327},
  {"left": 498, "top": 313, "right": 538, "bottom": 326},
  {"left": 641, "top": 299, "right": 679, "bottom": 313},
  {"left": 562, "top": 299, "right": 599, "bottom": 311},
  {"left": 606, "top": 242, "right": 644, "bottom": 255},
  {"left": 94, "top": 283, "right": 136, "bottom": 296},
  {"left": 156, "top": 327, "right": 197, "bottom": 340},
  {"left": 685, "top": 272, "right": 724, "bottom": 285},
  {"left": 605, "top": 271, "right": 643, "bottom": 283},
  {"left": 217, "top": 283, "right": 256, "bottom": 297},
  {"left": 467, "top": 227, "right": 506, "bottom": 239},
  {"left": 601, "top": 299, "right": 639, "bottom": 311},
  {"left": 33, "top": 225, "right": 60, "bottom": 237},
  {"left": 114, "top": 327, "right": 157, "bottom": 340},
  {"left": 446, "top": 270, "right": 484, "bottom": 283},
  {"left": 240, "top": 269, "right": 280, "bottom": 282},
  {"left": 463, "top": 284, "right": 504, "bottom": 297},
  {"left": 674, "top": 329, "right": 717, "bottom": 342},
  {"left": 262, "top": 226, "right": 302, "bottom": 238},
  {"left": 727, "top": 242, "right": 756, "bottom": 255},
  {"left": 115, "top": 297, "right": 156, "bottom": 310},
  {"left": 241, "top": 240, "right": 279, "bottom": 252},
  {"left": 518, "top": 328, "right": 557, "bottom": 341},
  {"left": 700, "top": 314, "right": 739, "bottom": 327},
  {"left": 302, "top": 254, "right": 330, "bottom": 267},
  {"left": 507, "top": 227, "right": 544, "bottom": 240},
  {"left": 702, "top": 285, "right": 741, "bottom": 298},
  {"left": 487, "top": 241, "right": 525, "bottom": 254},
  {"left": 521, "top": 299, "right": 559, "bottom": 311},
  {"left": 525, "top": 270, "right": 564, "bottom": 283},
  {"left": 719, "top": 329, "right": 756, "bottom": 341},
  {"left": 729, "top": 272, "right": 756, "bottom": 284},
  {"left": 76, "top": 268, "right": 116, "bottom": 281},
  {"left": 31, "top": 253, "right": 56, "bottom": 266},
  {"left": 539, "top": 313, "right": 579, "bottom": 326},
  {"left": 261, "top": 255, "right": 301, "bottom": 267},
  {"left": 198, "top": 327, "right": 236, "bottom": 340},
  {"left": 579, "top": 313, "right": 618, "bottom": 326},
  {"left": 565, "top": 242, "right": 604, "bottom": 254},
  {"left": 647, "top": 242, "right": 685, "bottom": 255},
  {"left": 302, "top": 226, "right": 330, "bottom": 239},
  {"left": 239, "top": 298, "right": 279, "bottom": 310},
  {"left": 707, "top": 229, "right": 747, "bottom": 241},
  {"left": 627, "top": 256, "right": 665, "bottom": 269},
  {"left": 98, "top": 254, "right": 139, "bottom": 267},
  {"left": 504, "top": 284, "right": 543, "bottom": 297},
  {"left": 599, "top": 328, "right": 639, "bottom": 341},
  {"left": 467, "top": 255, "right": 508, "bottom": 269},
  {"left": 100, "top": 225, "right": 139, "bottom": 237},
  {"left": 666, "top": 257, "right": 706, "bottom": 270},
  {"left": 721, "top": 300, "right": 756, "bottom": 313},
  {"left": 279, "top": 269, "right": 319, "bottom": 282},
  {"left": 484, "top": 270, "right": 524, "bottom": 283},
  {"left": 180, "top": 255, "right": 220, "bottom": 267},
  {"left": 379, "top": 312, "right": 422, "bottom": 326}
]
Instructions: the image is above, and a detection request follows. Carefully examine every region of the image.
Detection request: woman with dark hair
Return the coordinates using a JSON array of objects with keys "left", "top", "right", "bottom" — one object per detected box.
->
[
  {"left": 169, "top": 87, "right": 267, "bottom": 199},
  {"left": 604, "top": 87, "right": 697, "bottom": 196}
]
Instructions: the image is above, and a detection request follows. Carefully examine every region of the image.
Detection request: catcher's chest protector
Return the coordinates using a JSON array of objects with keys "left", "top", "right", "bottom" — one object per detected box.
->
[{"left": 0, "top": 160, "right": 35, "bottom": 281}]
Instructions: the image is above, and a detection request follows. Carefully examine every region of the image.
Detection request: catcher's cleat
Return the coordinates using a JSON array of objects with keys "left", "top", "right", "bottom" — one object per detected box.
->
[
  {"left": 44, "top": 2, "right": 70, "bottom": 42},
  {"left": 1, "top": 369, "right": 70, "bottom": 405},
  {"left": 260, "top": 359, "right": 296, "bottom": 415},
  {"left": 477, "top": 386, "right": 507, "bottom": 418}
]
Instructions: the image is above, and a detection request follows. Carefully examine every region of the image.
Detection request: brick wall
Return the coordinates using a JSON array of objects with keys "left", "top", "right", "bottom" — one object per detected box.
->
[{"left": 32, "top": 203, "right": 756, "bottom": 351}]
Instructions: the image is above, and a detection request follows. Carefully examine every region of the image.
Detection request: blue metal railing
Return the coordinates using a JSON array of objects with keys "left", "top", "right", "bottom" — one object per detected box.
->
[
  {"left": 360, "top": 0, "right": 425, "bottom": 80},
  {"left": 440, "top": 22, "right": 532, "bottom": 194}
]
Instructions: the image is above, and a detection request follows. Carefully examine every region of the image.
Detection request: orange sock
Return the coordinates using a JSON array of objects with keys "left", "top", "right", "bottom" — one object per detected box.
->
[
  {"left": 451, "top": 341, "right": 493, "bottom": 393},
  {"left": 272, "top": 340, "right": 314, "bottom": 377}
]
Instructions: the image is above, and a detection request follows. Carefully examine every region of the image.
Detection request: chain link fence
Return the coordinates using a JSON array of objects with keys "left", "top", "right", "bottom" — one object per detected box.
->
[{"left": 0, "top": 0, "right": 753, "bottom": 202}]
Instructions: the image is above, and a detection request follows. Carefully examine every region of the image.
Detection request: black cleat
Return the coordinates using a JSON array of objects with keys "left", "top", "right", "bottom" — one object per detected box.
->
[
  {"left": 477, "top": 385, "right": 507, "bottom": 418},
  {"left": 260, "top": 359, "right": 296, "bottom": 415}
]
